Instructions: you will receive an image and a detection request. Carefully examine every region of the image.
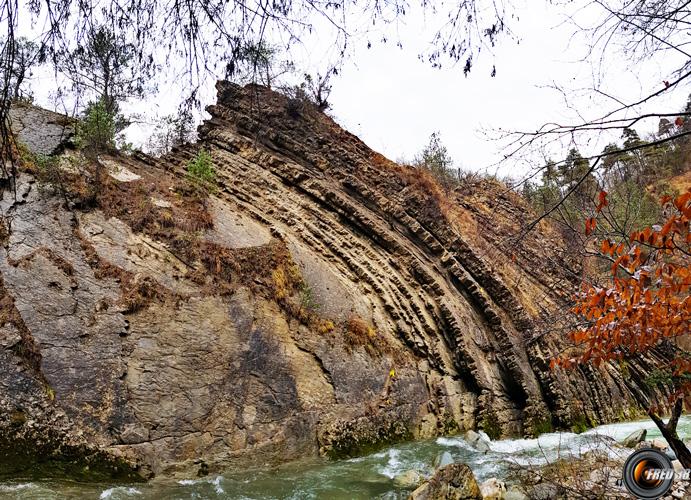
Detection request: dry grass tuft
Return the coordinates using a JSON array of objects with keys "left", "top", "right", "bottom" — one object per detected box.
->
[
  {"left": 120, "top": 275, "right": 169, "bottom": 314},
  {"left": 344, "top": 314, "right": 390, "bottom": 357}
]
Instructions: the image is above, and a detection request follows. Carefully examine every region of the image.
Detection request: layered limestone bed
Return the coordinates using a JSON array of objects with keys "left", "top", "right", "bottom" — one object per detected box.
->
[{"left": 0, "top": 84, "right": 656, "bottom": 480}]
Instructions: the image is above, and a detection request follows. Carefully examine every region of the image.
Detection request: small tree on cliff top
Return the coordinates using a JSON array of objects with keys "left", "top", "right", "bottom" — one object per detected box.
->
[{"left": 554, "top": 189, "right": 691, "bottom": 466}]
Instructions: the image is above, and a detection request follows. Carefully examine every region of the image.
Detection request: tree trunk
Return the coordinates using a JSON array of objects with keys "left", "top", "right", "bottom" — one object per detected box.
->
[{"left": 649, "top": 398, "right": 691, "bottom": 468}]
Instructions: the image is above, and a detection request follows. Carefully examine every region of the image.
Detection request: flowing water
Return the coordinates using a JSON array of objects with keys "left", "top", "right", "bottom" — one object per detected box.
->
[{"left": 2, "top": 417, "right": 691, "bottom": 499}]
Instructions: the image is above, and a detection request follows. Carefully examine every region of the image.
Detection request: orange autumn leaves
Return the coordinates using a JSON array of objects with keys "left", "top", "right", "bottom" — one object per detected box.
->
[
  {"left": 552, "top": 189, "right": 691, "bottom": 376},
  {"left": 584, "top": 191, "right": 609, "bottom": 237}
]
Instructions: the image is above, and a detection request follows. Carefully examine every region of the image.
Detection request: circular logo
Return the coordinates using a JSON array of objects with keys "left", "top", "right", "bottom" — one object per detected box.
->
[{"left": 622, "top": 448, "right": 674, "bottom": 499}]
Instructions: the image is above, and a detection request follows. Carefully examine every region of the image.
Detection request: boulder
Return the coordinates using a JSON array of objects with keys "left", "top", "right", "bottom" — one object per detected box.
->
[
  {"left": 410, "top": 483, "right": 431, "bottom": 500},
  {"left": 408, "top": 463, "right": 482, "bottom": 500},
  {"left": 672, "top": 460, "right": 684, "bottom": 474},
  {"left": 394, "top": 470, "right": 425, "bottom": 489},
  {"left": 504, "top": 485, "right": 529, "bottom": 500},
  {"left": 529, "top": 483, "right": 564, "bottom": 500},
  {"left": 651, "top": 439, "right": 669, "bottom": 451},
  {"left": 465, "top": 430, "right": 491, "bottom": 454},
  {"left": 636, "top": 440, "right": 652, "bottom": 450},
  {"left": 621, "top": 428, "right": 646, "bottom": 448},
  {"left": 433, "top": 451, "right": 455, "bottom": 470},
  {"left": 479, "top": 478, "right": 506, "bottom": 499}
]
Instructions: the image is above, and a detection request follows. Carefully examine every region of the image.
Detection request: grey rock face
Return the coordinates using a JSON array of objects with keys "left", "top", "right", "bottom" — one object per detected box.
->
[{"left": 9, "top": 103, "right": 74, "bottom": 155}]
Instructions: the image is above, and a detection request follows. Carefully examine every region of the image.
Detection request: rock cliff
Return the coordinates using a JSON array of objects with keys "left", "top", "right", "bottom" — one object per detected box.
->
[{"left": 0, "top": 84, "right": 651, "bottom": 479}]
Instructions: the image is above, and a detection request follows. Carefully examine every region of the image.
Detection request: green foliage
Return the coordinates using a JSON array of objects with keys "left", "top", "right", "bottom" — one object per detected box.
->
[
  {"left": 645, "top": 366, "right": 691, "bottom": 390},
  {"left": 16, "top": 141, "right": 34, "bottom": 165},
  {"left": 441, "top": 414, "right": 461, "bottom": 435},
  {"left": 75, "top": 99, "right": 116, "bottom": 153},
  {"left": 67, "top": 24, "right": 154, "bottom": 118},
  {"left": 645, "top": 368, "right": 674, "bottom": 388},
  {"left": 417, "top": 132, "right": 453, "bottom": 176},
  {"left": 324, "top": 420, "right": 412, "bottom": 459},
  {"left": 481, "top": 409, "right": 502, "bottom": 440},
  {"left": 531, "top": 417, "right": 554, "bottom": 436},
  {"left": 186, "top": 149, "right": 216, "bottom": 187},
  {"left": 570, "top": 414, "right": 590, "bottom": 434},
  {"left": 414, "top": 132, "right": 459, "bottom": 190},
  {"left": 521, "top": 125, "right": 679, "bottom": 247},
  {"left": 299, "top": 283, "right": 320, "bottom": 313},
  {"left": 230, "top": 40, "right": 294, "bottom": 88},
  {"left": 2, "top": 36, "right": 42, "bottom": 100},
  {"left": 17, "top": 142, "right": 65, "bottom": 193},
  {"left": 279, "top": 69, "right": 336, "bottom": 114},
  {"left": 34, "top": 153, "right": 59, "bottom": 178}
]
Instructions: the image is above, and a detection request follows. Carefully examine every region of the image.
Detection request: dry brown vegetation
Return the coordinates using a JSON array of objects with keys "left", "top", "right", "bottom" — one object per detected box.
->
[
  {"left": 9, "top": 247, "right": 75, "bottom": 277},
  {"left": 16, "top": 148, "right": 401, "bottom": 357},
  {"left": 509, "top": 448, "right": 628, "bottom": 500},
  {"left": 344, "top": 314, "right": 392, "bottom": 357},
  {"left": 0, "top": 275, "right": 44, "bottom": 378},
  {"left": 393, "top": 163, "right": 453, "bottom": 216},
  {"left": 94, "top": 173, "right": 213, "bottom": 262},
  {"left": 76, "top": 231, "right": 178, "bottom": 314}
]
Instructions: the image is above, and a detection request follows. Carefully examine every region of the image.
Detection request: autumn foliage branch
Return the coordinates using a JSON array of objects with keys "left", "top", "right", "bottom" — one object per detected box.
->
[{"left": 553, "top": 189, "right": 691, "bottom": 402}]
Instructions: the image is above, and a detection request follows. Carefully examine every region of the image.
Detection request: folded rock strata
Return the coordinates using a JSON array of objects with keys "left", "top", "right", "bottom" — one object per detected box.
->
[{"left": 0, "top": 84, "right": 652, "bottom": 479}]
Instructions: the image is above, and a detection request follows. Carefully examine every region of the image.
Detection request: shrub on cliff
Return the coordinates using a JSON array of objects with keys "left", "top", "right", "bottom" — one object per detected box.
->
[
  {"left": 414, "top": 132, "right": 455, "bottom": 190},
  {"left": 186, "top": 148, "right": 216, "bottom": 187}
]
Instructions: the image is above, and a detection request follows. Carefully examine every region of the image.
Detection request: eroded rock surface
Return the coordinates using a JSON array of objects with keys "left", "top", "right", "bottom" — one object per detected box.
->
[
  {"left": 9, "top": 103, "right": 74, "bottom": 155},
  {"left": 0, "top": 85, "right": 652, "bottom": 479}
]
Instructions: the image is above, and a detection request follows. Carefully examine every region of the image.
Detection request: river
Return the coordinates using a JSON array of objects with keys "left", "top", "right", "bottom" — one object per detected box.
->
[{"left": 2, "top": 416, "right": 690, "bottom": 499}]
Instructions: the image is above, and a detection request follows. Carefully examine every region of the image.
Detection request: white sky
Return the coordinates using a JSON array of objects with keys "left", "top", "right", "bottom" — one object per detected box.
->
[
  {"left": 320, "top": 0, "right": 688, "bottom": 178},
  {"left": 25, "top": 0, "right": 690, "bottom": 179}
]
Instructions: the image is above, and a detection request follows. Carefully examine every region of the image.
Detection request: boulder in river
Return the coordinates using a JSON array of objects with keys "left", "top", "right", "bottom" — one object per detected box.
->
[
  {"left": 433, "top": 451, "right": 454, "bottom": 470},
  {"left": 479, "top": 478, "right": 506, "bottom": 499},
  {"left": 621, "top": 428, "right": 646, "bottom": 447},
  {"left": 464, "top": 430, "right": 491, "bottom": 454},
  {"left": 393, "top": 470, "right": 425, "bottom": 489},
  {"left": 530, "top": 483, "right": 565, "bottom": 500},
  {"left": 504, "top": 485, "right": 529, "bottom": 500},
  {"left": 408, "top": 463, "right": 481, "bottom": 500},
  {"left": 651, "top": 438, "right": 669, "bottom": 451}
]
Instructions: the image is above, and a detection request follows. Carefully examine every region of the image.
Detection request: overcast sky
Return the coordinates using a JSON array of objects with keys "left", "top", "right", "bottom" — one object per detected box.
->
[
  {"left": 321, "top": 0, "right": 687, "bottom": 178},
  {"left": 28, "top": 0, "right": 688, "bottom": 179}
]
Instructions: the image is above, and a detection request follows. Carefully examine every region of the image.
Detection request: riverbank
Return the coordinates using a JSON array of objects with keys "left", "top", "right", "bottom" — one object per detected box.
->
[{"left": 0, "top": 417, "right": 689, "bottom": 499}]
